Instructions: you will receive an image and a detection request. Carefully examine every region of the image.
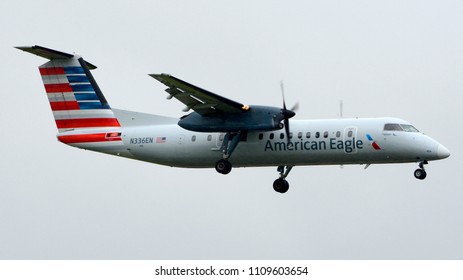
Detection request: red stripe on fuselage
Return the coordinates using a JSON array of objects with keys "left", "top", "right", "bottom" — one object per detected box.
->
[
  {"left": 44, "top": 83, "right": 73, "bottom": 93},
  {"left": 40, "top": 67, "right": 65, "bottom": 75},
  {"left": 372, "top": 142, "right": 381, "bottom": 150},
  {"left": 55, "top": 118, "right": 121, "bottom": 129},
  {"left": 58, "top": 133, "right": 122, "bottom": 144}
]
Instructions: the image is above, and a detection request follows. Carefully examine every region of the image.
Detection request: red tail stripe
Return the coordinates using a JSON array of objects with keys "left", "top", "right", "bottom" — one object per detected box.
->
[
  {"left": 40, "top": 67, "right": 65, "bottom": 75},
  {"left": 44, "top": 83, "right": 73, "bottom": 93},
  {"left": 50, "top": 101, "right": 80, "bottom": 111},
  {"left": 58, "top": 133, "right": 122, "bottom": 144},
  {"left": 55, "top": 118, "right": 121, "bottom": 129}
]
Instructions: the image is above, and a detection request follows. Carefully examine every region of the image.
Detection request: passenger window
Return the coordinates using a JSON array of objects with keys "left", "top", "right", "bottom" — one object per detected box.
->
[
  {"left": 289, "top": 132, "right": 293, "bottom": 139},
  {"left": 384, "top": 123, "right": 403, "bottom": 131},
  {"left": 297, "top": 132, "right": 302, "bottom": 139},
  {"left": 323, "top": 131, "right": 328, "bottom": 138},
  {"left": 348, "top": 131, "right": 353, "bottom": 137},
  {"left": 207, "top": 135, "right": 212, "bottom": 141},
  {"left": 315, "top": 132, "right": 320, "bottom": 138},
  {"left": 270, "top": 133, "right": 274, "bottom": 140},
  {"left": 336, "top": 131, "right": 341, "bottom": 138},
  {"left": 306, "top": 132, "right": 311, "bottom": 138},
  {"left": 280, "top": 133, "right": 285, "bottom": 139},
  {"left": 258, "top": 133, "right": 263, "bottom": 140},
  {"left": 191, "top": 135, "right": 196, "bottom": 142}
]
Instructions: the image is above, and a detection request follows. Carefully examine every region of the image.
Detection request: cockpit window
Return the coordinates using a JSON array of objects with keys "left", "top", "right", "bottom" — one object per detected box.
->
[
  {"left": 384, "top": 123, "right": 403, "bottom": 131},
  {"left": 383, "top": 123, "right": 419, "bottom": 132},
  {"left": 400, "top": 124, "right": 419, "bottom": 132}
]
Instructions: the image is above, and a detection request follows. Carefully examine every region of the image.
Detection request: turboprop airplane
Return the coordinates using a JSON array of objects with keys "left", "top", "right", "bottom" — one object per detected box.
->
[{"left": 17, "top": 45, "right": 450, "bottom": 193}]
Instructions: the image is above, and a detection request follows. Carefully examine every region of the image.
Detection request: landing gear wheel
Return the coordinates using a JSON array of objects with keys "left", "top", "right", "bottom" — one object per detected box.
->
[
  {"left": 414, "top": 168, "right": 427, "bottom": 180},
  {"left": 215, "top": 159, "right": 232, "bottom": 175},
  {"left": 273, "top": 178, "right": 289, "bottom": 193}
]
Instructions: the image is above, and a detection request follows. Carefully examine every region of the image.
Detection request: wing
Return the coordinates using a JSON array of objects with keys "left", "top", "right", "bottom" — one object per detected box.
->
[{"left": 149, "top": 74, "right": 250, "bottom": 115}]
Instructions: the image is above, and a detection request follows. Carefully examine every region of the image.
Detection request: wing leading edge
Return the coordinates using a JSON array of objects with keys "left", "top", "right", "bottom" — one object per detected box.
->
[{"left": 149, "top": 74, "right": 250, "bottom": 115}]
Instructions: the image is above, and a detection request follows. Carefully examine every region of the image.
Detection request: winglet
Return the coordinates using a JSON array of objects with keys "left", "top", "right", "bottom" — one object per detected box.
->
[{"left": 15, "top": 45, "right": 97, "bottom": 70}]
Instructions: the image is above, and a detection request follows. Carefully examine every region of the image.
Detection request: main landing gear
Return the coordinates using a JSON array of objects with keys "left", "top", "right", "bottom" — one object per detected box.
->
[
  {"left": 215, "top": 159, "right": 232, "bottom": 174},
  {"left": 414, "top": 161, "right": 428, "bottom": 180},
  {"left": 215, "top": 131, "right": 242, "bottom": 175},
  {"left": 273, "top": 165, "right": 294, "bottom": 193}
]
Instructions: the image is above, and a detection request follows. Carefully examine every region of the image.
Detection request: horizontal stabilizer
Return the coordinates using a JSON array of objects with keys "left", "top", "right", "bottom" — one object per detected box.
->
[{"left": 15, "top": 45, "right": 97, "bottom": 69}]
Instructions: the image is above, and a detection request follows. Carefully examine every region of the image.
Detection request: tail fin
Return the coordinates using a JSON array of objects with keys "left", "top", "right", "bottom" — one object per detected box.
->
[
  {"left": 17, "top": 45, "right": 124, "bottom": 147},
  {"left": 16, "top": 45, "right": 120, "bottom": 132}
]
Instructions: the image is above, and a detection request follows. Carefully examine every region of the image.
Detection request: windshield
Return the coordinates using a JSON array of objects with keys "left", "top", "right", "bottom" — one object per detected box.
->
[{"left": 384, "top": 123, "right": 419, "bottom": 132}]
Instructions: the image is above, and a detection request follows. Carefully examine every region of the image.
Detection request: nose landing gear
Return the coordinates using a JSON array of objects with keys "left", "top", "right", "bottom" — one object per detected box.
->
[{"left": 414, "top": 161, "right": 428, "bottom": 180}]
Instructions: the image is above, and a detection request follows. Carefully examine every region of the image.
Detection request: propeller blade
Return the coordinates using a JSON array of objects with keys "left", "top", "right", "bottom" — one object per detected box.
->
[
  {"left": 280, "top": 80, "right": 287, "bottom": 110},
  {"left": 290, "top": 101, "right": 299, "bottom": 112},
  {"left": 284, "top": 117, "right": 291, "bottom": 144},
  {"left": 279, "top": 80, "right": 296, "bottom": 143}
]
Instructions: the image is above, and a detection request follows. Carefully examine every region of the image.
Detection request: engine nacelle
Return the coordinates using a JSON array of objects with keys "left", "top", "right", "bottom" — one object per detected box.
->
[{"left": 177, "top": 105, "right": 285, "bottom": 132}]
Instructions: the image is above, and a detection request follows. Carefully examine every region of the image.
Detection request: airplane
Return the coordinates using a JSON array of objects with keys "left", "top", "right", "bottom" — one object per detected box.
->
[{"left": 17, "top": 45, "right": 450, "bottom": 193}]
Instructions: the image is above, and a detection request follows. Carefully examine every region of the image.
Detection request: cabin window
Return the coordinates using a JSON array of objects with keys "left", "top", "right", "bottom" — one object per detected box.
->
[
  {"left": 219, "top": 134, "right": 225, "bottom": 141},
  {"left": 280, "top": 133, "right": 285, "bottom": 139},
  {"left": 297, "top": 132, "right": 303, "bottom": 139},
  {"left": 289, "top": 132, "right": 293, "bottom": 139},
  {"left": 270, "top": 133, "right": 274, "bottom": 140},
  {"left": 306, "top": 132, "right": 311, "bottom": 138},
  {"left": 348, "top": 130, "right": 353, "bottom": 137},
  {"left": 336, "top": 131, "right": 341, "bottom": 138},
  {"left": 207, "top": 135, "right": 212, "bottom": 141},
  {"left": 191, "top": 135, "right": 196, "bottom": 142},
  {"left": 258, "top": 133, "right": 263, "bottom": 140},
  {"left": 323, "top": 131, "right": 329, "bottom": 138},
  {"left": 315, "top": 132, "right": 320, "bottom": 138}
]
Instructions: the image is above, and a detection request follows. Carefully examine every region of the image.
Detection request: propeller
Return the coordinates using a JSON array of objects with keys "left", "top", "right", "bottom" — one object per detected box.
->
[{"left": 280, "top": 81, "right": 297, "bottom": 143}]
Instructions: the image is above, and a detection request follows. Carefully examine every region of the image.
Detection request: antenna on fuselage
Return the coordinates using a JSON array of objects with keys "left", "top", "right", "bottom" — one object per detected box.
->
[
  {"left": 338, "top": 100, "right": 344, "bottom": 118},
  {"left": 339, "top": 99, "right": 344, "bottom": 169}
]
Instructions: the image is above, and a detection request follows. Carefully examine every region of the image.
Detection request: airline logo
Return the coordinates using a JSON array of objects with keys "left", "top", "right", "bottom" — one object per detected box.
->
[
  {"left": 39, "top": 64, "right": 120, "bottom": 132},
  {"left": 39, "top": 59, "right": 123, "bottom": 147},
  {"left": 366, "top": 134, "right": 381, "bottom": 150}
]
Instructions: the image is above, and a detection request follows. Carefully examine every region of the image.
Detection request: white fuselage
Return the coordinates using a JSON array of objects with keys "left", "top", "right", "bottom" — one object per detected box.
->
[{"left": 61, "top": 111, "right": 448, "bottom": 169}]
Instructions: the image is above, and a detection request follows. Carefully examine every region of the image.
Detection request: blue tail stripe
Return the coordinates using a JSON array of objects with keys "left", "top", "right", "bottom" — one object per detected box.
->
[
  {"left": 78, "top": 102, "right": 111, "bottom": 110},
  {"left": 71, "top": 84, "right": 94, "bottom": 92},
  {"left": 75, "top": 93, "right": 99, "bottom": 101},
  {"left": 67, "top": 75, "right": 90, "bottom": 83},
  {"left": 64, "top": 66, "right": 85, "bottom": 74}
]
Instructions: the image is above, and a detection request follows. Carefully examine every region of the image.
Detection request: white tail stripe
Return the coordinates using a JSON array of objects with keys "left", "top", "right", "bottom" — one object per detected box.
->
[
  {"left": 57, "top": 126, "right": 120, "bottom": 133},
  {"left": 47, "top": 92, "right": 76, "bottom": 102},
  {"left": 41, "top": 75, "right": 69, "bottom": 84},
  {"left": 53, "top": 109, "right": 117, "bottom": 120}
]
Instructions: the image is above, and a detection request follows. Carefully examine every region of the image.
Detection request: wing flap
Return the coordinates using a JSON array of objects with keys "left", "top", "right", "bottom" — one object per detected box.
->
[{"left": 150, "top": 74, "right": 249, "bottom": 115}]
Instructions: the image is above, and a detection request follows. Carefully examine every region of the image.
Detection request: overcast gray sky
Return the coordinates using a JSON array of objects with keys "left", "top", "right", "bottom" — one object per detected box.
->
[{"left": 1, "top": 0, "right": 462, "bottom": 259}]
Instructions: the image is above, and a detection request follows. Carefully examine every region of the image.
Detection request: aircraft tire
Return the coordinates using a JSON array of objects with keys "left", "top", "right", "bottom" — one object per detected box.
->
[
  {"left": 273, "top": 178, "right": 289, "bottom": 193},
  {"left": 215, "top": 159, "right": 232, "bottom": 174},
  {"left": 414, "top": 168, "right": 427, "bottom": 180}
]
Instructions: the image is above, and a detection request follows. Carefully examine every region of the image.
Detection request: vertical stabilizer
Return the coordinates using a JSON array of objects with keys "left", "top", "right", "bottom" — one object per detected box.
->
[{"left": 17, "top": 45, "right": 124, "bottom": 148}]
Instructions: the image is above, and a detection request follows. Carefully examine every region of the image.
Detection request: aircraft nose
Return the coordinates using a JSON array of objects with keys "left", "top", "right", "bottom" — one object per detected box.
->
[{"left": 437, "top": 144, "right": 450, "bottom": 159}]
